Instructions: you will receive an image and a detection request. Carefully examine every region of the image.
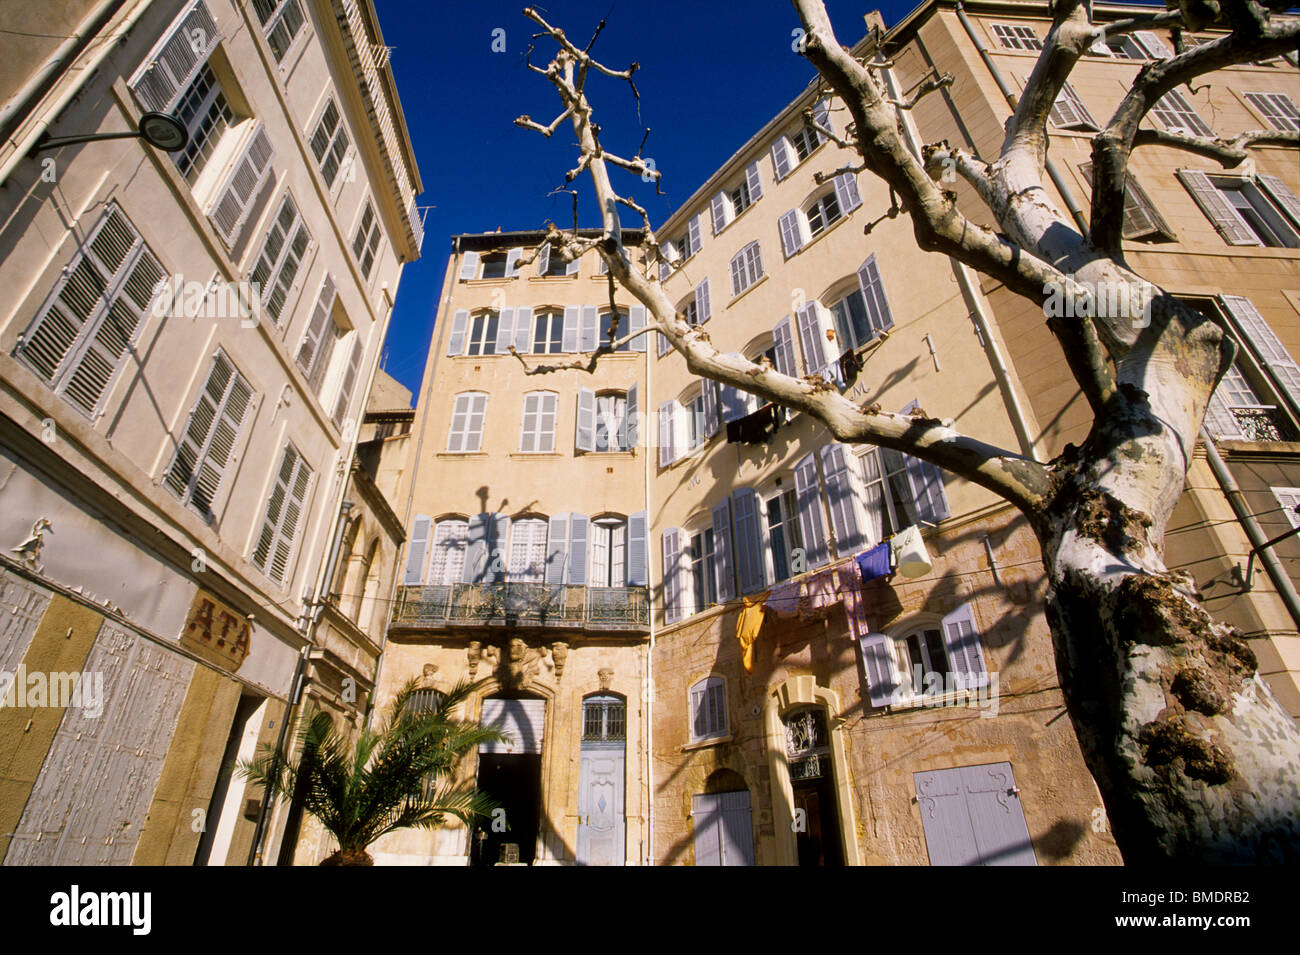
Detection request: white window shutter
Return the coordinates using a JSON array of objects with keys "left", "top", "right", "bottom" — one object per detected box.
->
[
  {"left": 1256, "top": 174, "right": 1300, "bottom": 229},
  {"left": 494, "top": 306, "right": 516, "bottom": 354},
  {"left": 1176, "top": 169, "right": 1261, "bottom": 246},
  {"left": 820, "top": 443, "right": 865, "bottom": 555},
  {"left": 1134, "top": 30, "right": 1173, "bottom": 59},
  {"left": 566, "top": 254, "right": 580, "bottom": 276},
  {"left": 628, "top": 511, "right": 649, "bottom": 586},
  {"left": 576, "top": 387, "right": 596, "bottom": 452},
  {"left": 459, "top": 251, "right": 480, "bottom": 281},
  {"left": 796, "top": 302, "right": 829, "bottom": 375},
  {"left": 505, "top": 247, "right": 523, "bottom": 277},
  {"left": 567, "top": 514, "right": 589, "bottom": 585},
  {"left": 466, "top": 393, "right": 487, "bottom": 451},
  {"left": 623, "top": 381, "right": 639, "bottom": 449},
  {"left": 1088, "top": 35, "right": 1113, "bottom": 56},
  {"left": 694, "top": 277, "right": 712, "bottom": 324},
  {"left": 164, "top": 353, "right": 253, "bottom": 517},
  {"left": 129, "top": 1, "right": 221, "bottom": 113},
  {"left": 658, "top": 330, "right": 671, "bottom": 357},
  {"left": 1221, "top": 294, "right": 1300, "bottom": 410},
  {"left": 902, "top": 446, "right": 951, "bottom": 524},
  {"left": 731, "top": 488, "right": 764, "bottom": 594},
  {"left": 296, "top": 275, "right": 336, "bottom": 377},
  {"left": 447, "top": 308, "right": 469, "bottom": 355},
  {"left": 630, "top": 305, "right": 647, "bottom": 351},
  {"left": 771, "top": 136, "right": 794, "bottom": 180},
  {"left": 663, "top": 529, "right": 683, "bottom": 623},
  {"left": 562, "top": 305, "right": 580, "bottom": 352},
  {"left": 834, "top": 172, "right": 863, "bottom": 214},
  {"left": 710, "top": 191, "right": 729, "bottom": 235},
  {"left": 812, "top": 98, "right": 831, "bottom": 139},
  {"left": 793, "top": 453, "right": 830, "bottom": 569},
  {"left": 745, "top": 160, "right": 763, "bottom": 202},
  {"left": 209, "top": 126, "right": 275, "bottom": 248},
  {"left": 463, "top": 514, "right": 488, "bottom": 582},
  {"left": 691, "top": 794, "right": 723, "bottom": 865},
  {"left": 659, "top": 260, "right": 671, "bottom": 282},
  {"left": 700, "top": 378, "right": 719, "bottom": 438},
  {"left": 331, "top": 335, "right": 363, "bottom": 428},
  {"left": 858, "top": 631, "right": 899, "bottom": 707},
  {"left": 536, "top": 242, "right": 550, "bottom": 276},
  {"left": 711, "top": 498, "right": 736, "bottom": 603},
  {"left": 942, "top": 602, "right": 990, "bottom": 688},
  {"left": 778, "top": 209, "right": 805, "bottom": 258},
  {"left": 545, "top": 513, "right": 570, "bottom": 585},
  {"left": 405, "top": 515, "right": 431, "bottom": 584},
  {"left": 688, "top": 214, "right": 703, "bottom": 253},
  {"left": 719, "top": 791, "right": 755, "bottom": 865},
  {"left": 580, "top": 305, "right": 598, "bottom": 352},
  {"left": 514, "top": 306, "right": 533, "bottom": 353},
  {"left": 772, "top": 317, "right": 797, "bottom": 377},
  {"left": 1203, "top": 385, "right": 1246, "bottom": 440},
  {"left": 659, "top": 400, "right": 676, "bottom": 466}
]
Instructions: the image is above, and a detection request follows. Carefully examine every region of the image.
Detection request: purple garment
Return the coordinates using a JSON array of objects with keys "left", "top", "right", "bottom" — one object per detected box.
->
[{"left": 856, "top": 542, "right": 893, "bottom": 584}]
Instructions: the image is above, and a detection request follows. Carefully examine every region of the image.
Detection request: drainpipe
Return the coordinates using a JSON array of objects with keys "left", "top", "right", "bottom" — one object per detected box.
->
[
  {"left": 1201, "top": 435, "right": 1300, "bottom": 629},
  {"left": 643, "top": 313, "right": 656, "bottom": 867},
  {"left": 878, "top": 58, "right": 1039, "bottom": 459},
  {"left": 954, "top": 2, "right": 1091, "bottom": 236}
]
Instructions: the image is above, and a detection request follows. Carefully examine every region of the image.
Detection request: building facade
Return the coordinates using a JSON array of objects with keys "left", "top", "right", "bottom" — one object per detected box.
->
[{"left": 0, "top": 0, "right": 421, "bottom": 865}]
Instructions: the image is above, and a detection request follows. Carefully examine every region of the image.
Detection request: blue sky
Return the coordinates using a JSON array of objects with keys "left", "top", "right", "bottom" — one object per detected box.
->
[{"left": 373, "top": 0, "right": 913, "bottom": 397}]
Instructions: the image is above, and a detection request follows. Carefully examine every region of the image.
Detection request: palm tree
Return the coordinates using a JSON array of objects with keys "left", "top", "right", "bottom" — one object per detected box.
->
[{"left": 240, "top": 678, "right": 508, "bottom": 866}]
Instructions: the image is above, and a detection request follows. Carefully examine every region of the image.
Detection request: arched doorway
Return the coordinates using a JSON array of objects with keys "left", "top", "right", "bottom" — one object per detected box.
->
[
  {"left": 473, "top": 694, "right": 545, "bottom": 866},
  {"left": 576, "top": 693, "right": 626, "bottom": 865},
  {"left": 784, "top": 706, "right": 843, "bottom": 866}
]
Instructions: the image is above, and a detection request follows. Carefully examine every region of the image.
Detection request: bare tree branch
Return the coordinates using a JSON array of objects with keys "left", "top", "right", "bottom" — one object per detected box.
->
[{"left": 1132, "top": 127, "right": 1299, "bottom": 165}]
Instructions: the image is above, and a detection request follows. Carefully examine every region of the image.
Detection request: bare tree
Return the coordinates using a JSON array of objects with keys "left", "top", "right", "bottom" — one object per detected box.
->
[{"left": 513, "top": 1, "right": 1300, "bottom": 863}]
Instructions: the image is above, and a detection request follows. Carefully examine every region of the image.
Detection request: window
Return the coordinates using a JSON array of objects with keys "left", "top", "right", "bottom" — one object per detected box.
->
[
  {"left": 1178, "top": 169, "right": 1300, "bottom": 246},
  {"left": 590, "top": 518, "right": 627, "bottom": 587},
  {"left": 764, "top": 488, "right": 804, "bottom": 583},
  {"left": 252, "top": 0, "right": 305, "bottom": 63},
  {"left": 829, "top": 289, "right": 875, "bottom": 352},
  {"left": 684, "top": 388, "right": 712, "bottom": 453},
  {"left": 1150, "top": 90, "right": 1213, "bottom": 136},
  {"left": 689, "top": 677, "right": 727, "bottom": 741},
  {"left": 688, "top": 526, "right": 718, "bottom": 611},
  {"left": 251, "top": 193, "right": 310, "bottom": 327},
  {"left": 991, "top": 23, "right": 1042, "bottom": 51},
  {"left": 466, "top": 311, "right": 499, "bottom": 356},
  {"left": 532, "top": 309, "right": 564, "bottom": 353},
  {"left": 507, "top": 518, "right": 549, "bottom": 582},
  {"left": 595, "top": 392, "right": 628, "bottom": 451},
  {"left": 352, "top": 201, "right": 382, "bottom": 278},
  {"left": 729, "top": 241, "right": 763, "bottom": 297},
  {"left": 857, "top": 441, "right": 950, "bottom": 539},
  {"left": 1103, "top": 35, "right": 1146, "bottom": 59},
  {"left": 583, "top": 695, "right": 626, "bottom": 741},
  {"left": 447, "top": 392, "right": 487, "bottom": 452},
  {"left": 537, "top": 243, "right": 576, "bottom": 277},
  {"left": 479, "top": 252, "right": 509, "bottom": 279},
  {"left": 172, "top": 63, "right": 234, "bottom": 183},
  {"left": 599, "top": 311, "right": 631, "bottom": 352},
  {"left": 805, "top": 190, "right": 842, "bottom": 237},
  {"left": 789, "top": 121, "right": 823, "bottom": 163},
  {"left": 1079, "top": 164, "right": 1175, "bottom": 241},
  {"left": 894, "top": 627, "right": 952, "bottom": 698},
  {"left": 780, "top": 175, "right": 862, "bottom": 258},
  {"left": 163, "top": 351, "right": 254, "bottom": 519},
  {"left": 1244, "top": 92, "right": 1300, "bottom": 132},
  {"left": 251, "top": 441, "right": 312, "bottom": 585},
  {"left": 519, "top": 391, "right": 558, "bottom": 452},
  {"left": 1049, "top": 83, "right": 1098, "bottom": 131},
  {"left": 428, "top": 519, "right": 468, "bottom": 584},
  {"left": 1212, "top": 178, "right": 1299, "bottom": 247},
  {"left": 14, "top": 205, "right": 165, "bottom": 419},
  {"left": 310, "top": 99, "right": 350, "bottom": 187},
  {"left": 1205, "top": 361, "right": 1295, "bottom": 441}
]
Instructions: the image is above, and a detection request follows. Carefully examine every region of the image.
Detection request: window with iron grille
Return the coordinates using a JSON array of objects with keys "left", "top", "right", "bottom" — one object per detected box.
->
[
  {"left": 582, "top": 696, "right": 626, "bottom": 742},
  {"left": 310, "top": 99, "right": 350, "bottom": 187},
  {"left": 784, "top": 707, "right": 831, "bottom": 780},
  {"left": 403, "top": 688, "right": 443, "bottom": 717}
]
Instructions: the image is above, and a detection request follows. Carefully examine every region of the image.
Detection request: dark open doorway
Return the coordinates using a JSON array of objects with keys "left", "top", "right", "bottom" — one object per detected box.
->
[{"left": 472, "top": 753, "right": 542, "bottom": 866}]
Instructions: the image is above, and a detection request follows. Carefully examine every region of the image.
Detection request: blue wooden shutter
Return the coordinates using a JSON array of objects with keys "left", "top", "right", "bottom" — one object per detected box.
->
[
  {"left": 580, "top": 305, "right": 598, "bottom": 352},
  {"left": 942, "top": 601, "right": 989, "bottom": 688},
  {"left": 732, "top": 488, "right": 764, "bottom": 594},
  {"left": 857, "top": 255, "right": 894, "bottom": 333},
  {"left": 710, "top": 191, "right": 728, "bottom": 234},
  {"left": 663, "top": 529, "right": 683, "bottom": 623},
  {"left": 771, "top": 137, "right": 794, "bottom": 180},
  {"left": 459, "top": 251, "right": 480, "bottom": 281},
  {"left": 745, "top": 160, "right": 763, "bottom": 201},
  {"left": 545, "top": 513, "right": 570, "bottom": 586},
  {"left": 463, "top": 513, "right": 489, "bottom": 583},
  {"left": 915, "top": 764, "right": 1037, "bottom": 866},
  {"left": 812, "top": 98, "right": 831, "bottom": 139},
  {"left": 505, "top": 247, "right": 523, "bottom": 277},
  {"left": 688, "top": 214, "right": 703, "bottom": 254},
  {"left": 627, "top": 511, "right": 648, "bottom": 586},
  {"left": 779, "top": 210, "right": 805, "bottom": 258},
  {"left": 576, "top": 387, "right": 596, "bottom": 451},
  {"left": 915, "top": 766, "right": 982, "bottom": 865},
  {"left": 494, "top": 307, "right": 516, "bottom": 354},
  {"left": 514, "top": 306, "right": 533, "bottom": 353},
  {"left": 447, "top": 309, "right": 469, "bottom": 355},
  {"left": 629, "top": 305, "right": 647, "bottom": 351},
  {"left": 794, "top": 453, "right": 830, "bottom": 568},
  {"left": 536, "top": 242, "right": 550, "bottom": 276},
  {"left": 691, "top": 793, "right": 722, "bottom": 865},
  {"left": 659, "top": 400, "right": 676, "bottom": 466},
  {"left": 700, "top": 379, "right": 719, "bottom": 438},
  {"left": 562, "top": 305, "right": 580, "bottom": 352},
  {"left": 694, "top": 277, "right": 712, "bottom": 324},
  {"left": 772, "top": 317, "right": 797, "bottom": 377},
  {"left": 719, "top": 790, "right": 755, "bottom": 865},
  {"left": 858, "top": 631, "right": 899, "bottom": 707},
  {"left": 568, "top": 514, "right": 589, "bottom": 585},
  {"left": 820, "top": 443, "right": 864, "bottom": 555},
  {"left": 796, "top": 302, "right": 828, "bottom": 375},
  {"left": 404, "top": 514, "right": 431, "bottom": 584},
  {"left": 834, "top": 172, "right": 863, "bottom": 214},
  {"left": 623, "top": 381, "right": 639, "bottom": 449},
  {"left": 712, "top": 498, "right": 736, "bottom": 602}
]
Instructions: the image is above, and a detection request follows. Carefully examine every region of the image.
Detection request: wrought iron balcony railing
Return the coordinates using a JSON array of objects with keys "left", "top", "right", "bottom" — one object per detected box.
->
[
  {"left": 393, "top": 583, "right": 650, "bottom": 630},
  {"left": 1228, "top": 405, "right": 1296, "bottom": 443}
]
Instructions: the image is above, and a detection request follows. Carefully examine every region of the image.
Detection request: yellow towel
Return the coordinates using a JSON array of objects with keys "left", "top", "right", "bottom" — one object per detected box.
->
[{"left": 736, "top": 592, "right": 769, "bottom": 673}]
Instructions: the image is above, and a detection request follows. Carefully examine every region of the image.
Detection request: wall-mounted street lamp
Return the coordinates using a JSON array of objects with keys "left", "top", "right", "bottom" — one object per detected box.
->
[{"left": 33, "top": 111, "right": 188, "bottom": 154}]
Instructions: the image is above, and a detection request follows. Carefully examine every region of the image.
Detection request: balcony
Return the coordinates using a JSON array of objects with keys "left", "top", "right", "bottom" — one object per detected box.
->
[
  {"left": 393, "top": 583, "right": 650, "bottom": 630},
  {"left": 1228, "top": 405, "right": 1297, "bottom": 442}
]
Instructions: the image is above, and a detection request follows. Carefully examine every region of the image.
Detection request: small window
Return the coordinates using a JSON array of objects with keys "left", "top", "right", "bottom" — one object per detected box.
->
[
  {"left": 1103, "top": 35, "right": 1146, "bottom": 59},
  {"left": 764, "top": 488, "right": 803, "bottom": 583},
  {"left": 590, "top": 517, "right": 627, "bottom": 587},
  {"left": 729, "top": 178, "right": 754, "bottom": 217},
  {"left": 403, "top": 688, "right": 443, "bottom": 717},
  {"left": 479, "top": 252, "right": 509, "bottom": 279},
  {"left": 690, "top": 677, "right": 727, "bottom": 742},
  {"left": 805, "top": 190, "right": 842, "bottom": 238},
  {"left": 532, "top": 309, "right": 564, "bottom": 353},
  {"left": 688, "top": 526, "right": 717, "bottom": 612},
  {"left": 172, "top": 63, "right": 235, "bottom": 183},
  {"left": 541, "top": 244, "right": 570, "bottom": 277},
  {"left": 893, "top": 627, "right": 952, "bottom": 699},
  {"left": 447, "top": 392, "right": 487, "bottom": 452},
  {"left": 519, "top": 391, "right": 558, "bottom": 453},
  {"left": 991, "top": 23, "right": 1042, "bottom": 51},
  {"left": 428, "top": 519, "right": 469, "bottom": 584},
  {"left": 1211, "top": 178, "right": 1299, "bottom": 247},
  {"left": 310, "top": 99, "right": 350, "bottom": 187},
  {"left": 599, "top": 311, "right": 631, "bottom": 352},
  {"left": 352, "top": 201, "right": 382, "bottom": 278},
  {"left": 507, "top": 518, "right": 549, "bottom": 582},
  {"left": 466, "top": 311, "right": 499, "bottom": 356},
  {"left": 583, "top": 695, "right": 626, "bottom": 741},
  {"left": 252, "top": 0, "right": 305, "bottom": 63},
  {"left": 1243, "top": 91, "right": 1300, "bottom": 132},
  {"left": 595, "top": 391, "right": 628, "bottom": 451},
  {"left": 729, "top": 241, "right": 764, "bottom": 297},
  {"left": 1150, "top": 90, "right": 1213, "bottom": 137}
]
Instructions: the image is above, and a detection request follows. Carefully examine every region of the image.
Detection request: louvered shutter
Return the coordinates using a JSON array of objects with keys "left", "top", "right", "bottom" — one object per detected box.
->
[
  {"left": 711, "top": 498, "right": 736, "bottom": 602},
  {"left": 493, "top": 307, "right": 516, "bottom": 354},
  {"left": 404, "top": 514, "right": 431, "bottom": 584},
  {"left": 580, "top": 305, "right": 598, "bottom": 352},
  {"left": 567, "top": 514, "right": 589, "bottom": 585},
  {"left": 128, "top": 1, "right": 221, "bottom": 113},
  {"left": 1203, "top": 385, "right": 1247, "bottom": 440},
  {"left": 688, "top": 214, "right": 703, "bottom": 254},
  {"left": 505, "top": 247, "right": 523, "bottom": 277},
  {"left": 514, "top": 306, "right": 533, "bottom": 353},
  {"left": 779, "top": 210, "right": 805, "bottom": 258},
  {"left": 731, "top": 488, "right": 764, "bottom": 594},
  {"left": 480, "top": 698, "right": 546, "bottom": 755},
  {"left": 793, "top": 453, "right": 830, "bottom": 569},
  {"left": 463, "top": 514, "right": 489, "bottom": 583},
  {"left": 209, "top": 126, "right": 275, "bottom": 247},
  {"left": 536, "top": 243, "right": 550, "bottom": 276},
  {"left": 812, "top": 98, "right": 831, "bottom": 139},
  {"left": 1257, "top": 174, "right": 1300, "bottom": 229},
  {"left": 1177, "top": 169, "right": 1261, "bottom": 245},
  {"left": 1050, "top": 83, "right": 1096, "bottom": 129},
  {"left": 720, "top": 379, "right": 748, "bottom": 423},
  {"left": 663, "top": 529, "right": 683, "bottom": 623},
  {"left": 710, "top": 191, "right": 729, "bottom": 234},
  {"left": 252, "top": 442, "right": 311, "bottom": 585},
  {"left": 297, "top": 276, "right": 336, "bottom": 376},
  {"left": 447, "top": 308, "right": 469, "bottom": 355},
  {"left": 623, "top": 381, "right": 640, "bottom": 449},
  {"left": 902, "top": 444, "right": 951, "bottom": 524},
  {"left": 700, "top": 379, "right": 719, "bottom": 438},
  {"left": 834, "top": 172, "right": 863, "bottom": 213},
  {"left": 1221, "top": 294, "right": 1300, "bottom": 411},
  {"left": 692, "top": 794, "right": 722, "bottom": 866},
  {"left": 627, "top": 511, "right": 649, "bottom": 586},
  {"left": 857, "top": 255, "right": 895, "bottom": 333},
  {"left": 1134, "top": 30, "right": 1172, "bottom": 59},
  {"left": 164, "top": 352, "right": 253, "bottom": 517},
  {"left": 796, "top": 302, "right": 829, "bottom": 375},
  {"left": 942, "top": 602, "right": 989, "bottom": 688},
  {"left": 745, "top": 160, "right": 763, "bottom": 201},
  {"left": 771, "top": 137, "right": 794, "bottom": 180},
  {"left": 694, "top": 277, "right": 712, "bottom": 324},
  {"left": 562, "top": 305, "right": 580, "bottom": 352},
  {"left": 820, "top": 443, "right": 864, "bottom": 555},
  {"left": 658, "top": 329, "right": 671, "bottom": 357},
  {"left": 659, "top": 259, "right": 671, "bottom": 283},
  {"left": 629, "top": 305, "right": 647, "bottom": 351},
  {"left": 458, "top": 251, "right": 480, "bottom": 280},
  {"left": 659, "top": 400, "right": 677, "bottom": 466},
  {"left": 486, "top": 514, "right": 510, "bottom": 583},
  {"left": 545, "top": 514, "right": 570, "bottom": 586},
  {"left": 858, "top": 631, "right": 899, "bottom": 707},
  {"left": 719, "top": 790, "right": 755, "bottom": 865},
  {"left": 331, "top": 334, "right": 363, "bottom": 427},
  {"left": 576, "top": 387, "right": 596, "bottom": 452},
  {"left": 464, "top": 393, "right": 487, "bottom": 451},
  {"left": 772, "top": 317, "right": 797, "bottom": 377}
]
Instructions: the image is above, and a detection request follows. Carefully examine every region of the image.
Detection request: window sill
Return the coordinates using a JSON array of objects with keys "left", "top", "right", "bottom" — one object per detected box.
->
[
  {"left": 682, "top": 733, "right": 732, "bottom": 752},
  {"left": 727, "top": 272, "right": 769, "bottom": 306},
  {"left": 527, "top": 274, "right": 579, "bottom": 282},
  {"left": 885, "top": 685, "right": 992, "bottom": 713},
  {"left": 791, "top": 209, "right": 854, "bottom": 259},
  {"left": 437, "top": 451, "right": 488, "bottom": 457},
  {"left": 510, "top": 451, "right": 563, "bottom": 457},
  {"left": 581, "top": 449, "right": 637, "bottom": 457}
]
